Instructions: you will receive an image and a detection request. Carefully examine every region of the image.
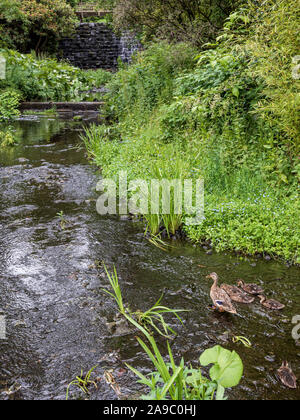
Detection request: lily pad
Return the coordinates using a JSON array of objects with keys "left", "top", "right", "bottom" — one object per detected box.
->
[{"left": 199, "top": 345, "right": 243, "bottom": 388}]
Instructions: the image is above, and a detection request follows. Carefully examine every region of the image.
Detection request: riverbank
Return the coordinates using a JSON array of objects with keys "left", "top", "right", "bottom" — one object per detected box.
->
[
  {"left": 84, "top": 122, "right": 299, "bottom": 265},
  {"left": 82, "top": 39, "right": 299, "bottom": 265}
]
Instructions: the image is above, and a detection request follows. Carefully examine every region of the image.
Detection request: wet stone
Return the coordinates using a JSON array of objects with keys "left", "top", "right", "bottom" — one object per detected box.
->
[{"left": 265, "top": 355, "right": 276, "bottom": 363}]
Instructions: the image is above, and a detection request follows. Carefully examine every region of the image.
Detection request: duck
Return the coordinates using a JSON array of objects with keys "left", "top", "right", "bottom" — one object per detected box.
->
[
  {"left": 278, "top": 361, "right": 297, "bottom": 389},
  {"left": 237, "top": 279, "right": 264, "bottom": 295},
  {"left": 258, "top": 295, "right": 285, "bottom": 310},
  {"left": 220, "top": 284, "right": 255, "bottom": 304},
  {"left": 206, "top": 273, "right": 237, "bottom": 314}
]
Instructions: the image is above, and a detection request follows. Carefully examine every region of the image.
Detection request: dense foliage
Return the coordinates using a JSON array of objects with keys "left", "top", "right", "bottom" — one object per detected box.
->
[
  {"left": 93, "top": 0, "right": 244, "bottom": 47},
  {"left": 0, "top": 49, "right": 112, "bottom": 102},
  {"left": 243, "top": 0, "right": 300, "bottom": 157},
  {"left": 84, "top": 0, "right": 300, "bottom": 263},
  {"left": 0, "top": 0, "right": 77, "bottom": 52},
  {"left": 0, "top": 88, "right": 21, "bottom": 120}
]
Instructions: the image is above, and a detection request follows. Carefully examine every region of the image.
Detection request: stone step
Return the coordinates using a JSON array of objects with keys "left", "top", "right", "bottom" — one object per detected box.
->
[{"left": 20, "top": 102, "right": 104, "bottom": 111}]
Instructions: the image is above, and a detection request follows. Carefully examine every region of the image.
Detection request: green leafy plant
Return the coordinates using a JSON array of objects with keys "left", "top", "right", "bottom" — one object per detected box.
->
[
  {"left": 102, "top": 265, "right": 243, "bottom": 400},
  {"left": 102, "top": 264, "right": 126, "bottom": 315},
  {"left": 232, "top": 335, "right": 252, "bottom": 348},
  {"left": 0, "top": 50, "right": 107, "bottom": 102},
  {"left": 111, "top": 0, "right": 242, "bottom": 48},
  {"left": 0, "top": 129, "right": 18, "bottom": 147},
  {"left": 199, "top": 345, "right": 244, "bottom": 389},
  {"left": 82, "top": 69, "right": 113, "bottom": 88},
  {"left": 57, "top": 211, "right": 67, "bottom": 230},
  {"left": 0, "top": 0, "right": 77, "bottom": 53},
  {"left": 102, "top": 264, "right": 185, "bottom": 338},
  {"left": 66, "top": 365, "right": 98, "bottom": 400},
  {"left": 0, "top": 89, "right": 21, "bottom": 120},
  {"left": 134, "top": 293, "right": 186, "bottom": 338},
  {"left": 127, "top": 340, "right": 243, "bottom": 400}
]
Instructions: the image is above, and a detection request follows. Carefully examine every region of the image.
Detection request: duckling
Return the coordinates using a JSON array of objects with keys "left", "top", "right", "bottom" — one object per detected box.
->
[
  {"left": 258, "top": 295, "right": 285, "bottom": 310},
  {"left": 220, "top": 284, "right": 255, "bottom": 304},
  {"left": 206, "top": 273, "right": 237, "bottom": 314},
  {"left": 278, "top": 361, "right": 297, "bottom": 389},
  {"left": 237, "top": 279, "right": 264, "bottom": 296}
]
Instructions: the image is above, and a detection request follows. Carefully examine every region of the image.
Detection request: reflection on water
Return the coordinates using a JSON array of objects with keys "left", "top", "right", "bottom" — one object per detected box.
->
[{"left": 0, "top": 116, "right": 299, "bottom": 400}]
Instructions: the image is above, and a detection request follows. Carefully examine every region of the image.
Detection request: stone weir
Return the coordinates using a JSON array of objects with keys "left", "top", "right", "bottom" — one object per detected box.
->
[{"left": 59, "top": 23, "right": 140, "bottom": 70}]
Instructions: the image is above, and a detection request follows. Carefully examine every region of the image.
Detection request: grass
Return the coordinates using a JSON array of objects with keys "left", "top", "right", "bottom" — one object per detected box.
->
[
  {"left": 147, "top": 235, "right": 172, "bottom": 252},
  {"left": 134, "top": 293, "right": 186, "bottom": 338},
  {"left": 66, "top": 365, "right": 98, "bottom": 400},
  {"left": 102, "top": 264, "right": 186, "bottom": 338},
  {"left": 56, "top": 211, "right": 67, "bottom": 230},
  {"left": 232, "top": 336, "right": 252, "bottom": 348},
  {"left": 102, "top": 264, "right": 126, "bottom": 315},
  {"left": 144, "top": 156, "right": 189, "bottom": 236}
]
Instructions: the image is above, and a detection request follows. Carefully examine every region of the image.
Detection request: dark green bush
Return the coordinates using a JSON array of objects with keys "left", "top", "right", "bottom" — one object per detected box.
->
[{"left": 0, "top": 50, "right": 94, "bottom": 101}]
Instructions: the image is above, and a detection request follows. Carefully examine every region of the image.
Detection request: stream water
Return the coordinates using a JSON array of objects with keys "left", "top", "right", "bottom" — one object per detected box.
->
[{"left": 0, "top": 116, "right": 299, "bottom": 400}]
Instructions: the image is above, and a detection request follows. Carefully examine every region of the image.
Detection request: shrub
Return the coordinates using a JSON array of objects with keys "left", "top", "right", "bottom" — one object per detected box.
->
[
  {"left": 0, "top": 0, "right": 77, "bottom": 53},
  {"left": 81, "top": 68, "right": 113, "bottom": 88},
  {"left": 0, "top": 50, "right": 88, "bottom": 101},
  {"left": 0, "top": 88, "right": 21, "bottom": 120},
  {"left": 0, "top": 128, "right": 17, "bottom": 146},
  {"left": 0, "top": 50, "right": 114, "bottom": 101},
  {"left": 105, "top": 42, "right": 197, "bottom": 121}
]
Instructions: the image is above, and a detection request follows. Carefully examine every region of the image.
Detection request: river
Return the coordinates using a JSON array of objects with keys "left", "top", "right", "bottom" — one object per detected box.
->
[{"left": 0, "top": 115, "right": 299, "bottom": 400}]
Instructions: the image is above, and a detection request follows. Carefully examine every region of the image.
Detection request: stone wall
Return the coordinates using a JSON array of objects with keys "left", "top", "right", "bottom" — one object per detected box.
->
[{"left": 59, "top": 23, "right": 140, "bottom": 70}]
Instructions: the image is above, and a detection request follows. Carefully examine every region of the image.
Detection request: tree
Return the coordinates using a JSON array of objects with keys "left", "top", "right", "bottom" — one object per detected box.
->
[{"left": 110, "top": 0, "right": 245, "bottom": 46}]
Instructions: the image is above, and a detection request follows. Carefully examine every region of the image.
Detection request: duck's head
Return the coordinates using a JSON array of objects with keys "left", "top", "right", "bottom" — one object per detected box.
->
[
  {"left": 279, "top": 361, "right": 289, "bottom": 370},
  {"left": 237, "top": 279, "right": 245, "bottom": 287},
  {"left": 206, "top": 272, "right": 218, "bottom": 282}
]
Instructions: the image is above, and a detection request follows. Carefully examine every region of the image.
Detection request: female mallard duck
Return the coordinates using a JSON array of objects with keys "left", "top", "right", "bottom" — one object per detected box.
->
[
  {"left": 258, "top": 295, "right": 285, "bottom": 310},
  {"left": 237, "top": 279, "right": 264, "bottom": 295},
  {"left": 206, "top": 273, "right": 237, "bottom": 314},
  {"left": 278, "top": 361, "right": 297, "bottom": 389},
  {"left": 220, "top": 284, "right": 255, "bottom": 304}
]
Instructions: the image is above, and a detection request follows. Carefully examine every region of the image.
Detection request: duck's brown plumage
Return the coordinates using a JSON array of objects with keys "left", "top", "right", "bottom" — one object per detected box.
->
[
  {"left": 258, "top": 295, "right": 285, "bottom": 310},
  {"left": 221, "top": 284, "right": 255, "bottom": 304},
  {"left": 278, "top": 361, "right": 297, "bottom": 389},
  {"left": 206, "top": 273, "right": 237, "bottom": 314},
  {"left": 237, "top": 279, "right": 264, "bottom": 295}
]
